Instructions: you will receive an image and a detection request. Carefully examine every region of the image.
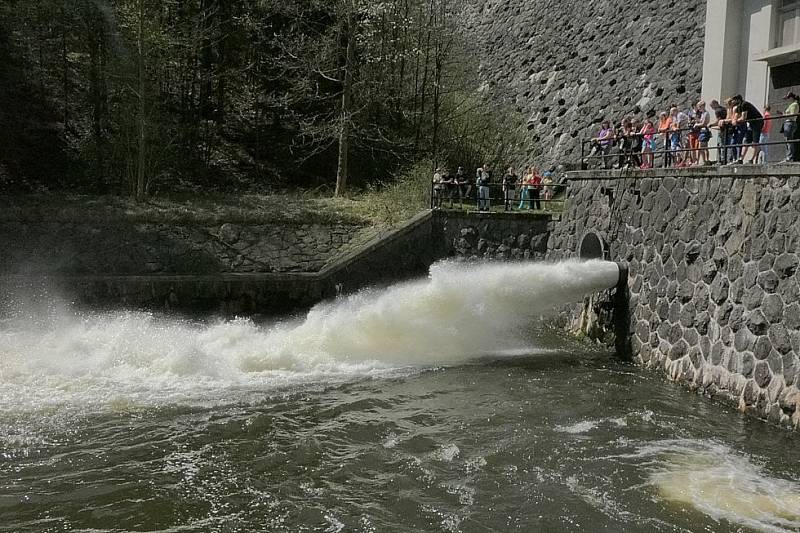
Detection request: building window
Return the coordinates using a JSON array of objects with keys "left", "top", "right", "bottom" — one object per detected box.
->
[{"left": 778, "top": 0, "right": 800, "bottom": 47}]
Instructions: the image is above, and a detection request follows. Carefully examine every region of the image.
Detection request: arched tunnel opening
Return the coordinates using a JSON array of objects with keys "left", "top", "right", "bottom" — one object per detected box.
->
[{"left": 578, "top": 231, "right": 631, "bottom": 359}]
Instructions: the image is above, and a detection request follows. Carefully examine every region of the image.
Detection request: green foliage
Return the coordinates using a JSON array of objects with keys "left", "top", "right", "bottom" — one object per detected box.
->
[
  {"left": 324, "top": 159, "right": 434, "bottom": 225},
  {"left": 0, "top": 0, "right": 520, "bottom": 198}
]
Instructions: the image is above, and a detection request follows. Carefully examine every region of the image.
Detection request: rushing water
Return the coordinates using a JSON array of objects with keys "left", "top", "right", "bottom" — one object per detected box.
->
[{"left": 2, "top": 261, "right": 800, "bottom": 532}]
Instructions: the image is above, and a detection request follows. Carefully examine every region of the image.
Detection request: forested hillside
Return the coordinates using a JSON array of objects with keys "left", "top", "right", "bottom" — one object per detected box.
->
[{"left": 0, "top": 0, "right": 523, "bottom": 197}]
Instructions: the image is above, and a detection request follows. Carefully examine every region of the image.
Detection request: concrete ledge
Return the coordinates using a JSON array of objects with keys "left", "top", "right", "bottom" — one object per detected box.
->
[{"left": 568, "top": 163, "right": 800, "bottom": 181}]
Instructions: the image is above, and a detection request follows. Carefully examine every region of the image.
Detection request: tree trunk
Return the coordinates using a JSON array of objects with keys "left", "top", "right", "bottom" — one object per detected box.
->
[
  {"left": 136, "top": 0, "right": 146, "bottom": 200},
  {"left": 87, "top": 5, "right": 107, "bottom": 185},
  {"left": 335, "top": 11, "right": 356, "bottom": 198},
  {"left": 62, "top": 6, "right": 69, "bottom": 132}
]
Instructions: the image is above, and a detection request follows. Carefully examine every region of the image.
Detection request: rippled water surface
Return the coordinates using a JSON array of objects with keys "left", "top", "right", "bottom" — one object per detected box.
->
[
  {"left": 4, "top": 346, "right": 800, "bottom": 532},
  {"left": 2, "top": 262, "right": 800, "bottom": 532}
]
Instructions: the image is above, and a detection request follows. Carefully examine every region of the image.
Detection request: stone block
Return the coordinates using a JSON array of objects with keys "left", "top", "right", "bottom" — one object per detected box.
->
[
  {"left": 768, "top": 350, "right": 784, "bottom": 375},
  {"left": 735, "top": 327, "right": 755, "bottom": 352},
  {"left": 784, "top": 303, "right": 800, "bottom": 330},
  {"left": 742, "top": 284, "right": 764, "bottom": 311},
  {"left": 762, "top": 294, "right": 784, "bottom": 324},
  {"left": 746, "top": 310, "right": 769, "bottom": 336},
  {"left": 757, "top": 271, "right": 779, "bottom": 293},
  {"left": 669, "top": 339, "right": 688, "bottom": 361},
  {"left": 775, "top": 254, "right": 798, "bottom": 278},
  {"left": 710, "top": 277, "right": 729, "bottom": 304},
  {"left": 742, "top": 353, "right": 755, "bottom": 378},
  {"left": 754, "top": 360, "right": 772, "bottom": 388},
  {"left": 754, "top": 335, "right": 772, "bottom": 361}
]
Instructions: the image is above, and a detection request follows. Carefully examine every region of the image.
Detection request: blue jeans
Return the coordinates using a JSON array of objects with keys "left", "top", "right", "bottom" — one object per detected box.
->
[
  {"left": 518, "top": 187, "right": 530, "bottom": 209},
  {"left": 477, "top": 186, "right": 490, "bottom": 210}
]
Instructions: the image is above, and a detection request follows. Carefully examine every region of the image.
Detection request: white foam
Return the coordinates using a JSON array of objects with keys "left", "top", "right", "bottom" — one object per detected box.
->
[
  {"left": 642, "top": 439, "right": 800, "bottom": 533},
  {"left": 0, "top": 260, "right": 618, "bottom": 413}
]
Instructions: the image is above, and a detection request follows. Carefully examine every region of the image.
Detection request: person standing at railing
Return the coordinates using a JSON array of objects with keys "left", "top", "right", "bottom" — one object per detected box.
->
[
  {"left": 455, "top": 166, "right": 471, "bottom": 207},
  {"left": 657, "top": 111, "right": 672, "bottom": 167},
  {"left": 639, "top": 118, "right": 656, "bottom": 169},
  {"left": 759, "top": 105, "right": 772, "bottom": 164},
  {"left": 618, "top": 118, "right": 635, "bottom": 169},
  {"left": 630, "top": 118, "right": 643, "bottom": 168},
  {"left": 725, "top": 97, "right": 745, "bottom": 164},
  {"left": 783, "top": 92, "right": 799, "bottom": 162},
  {"left": 694, "top": 101, "right": 711, "bottom": 166},
  {"left": 530, "top": 170, "right": 542, "bottom": 210},
  {"left": 598, "top": 121, "right": 614, "bottom": 169},
  {"left": 476, "top": 165, "right": 492, "bottom": 212},
  {"left": 710, "top": 100, "right": 728, "bottom": 163},
  {"left": 518, "top": 167, "right": 533, "bottom": 209},
  {"left": 670, "top": 108, "right": 687, "bottom": 167},
  {"left": 730, "top": 94, "right": 764, "bottom": 165},
  {"left": 442, "top": 168, "right": 457, "bottom": 208},
  {"left": 432, "top": 168, "right": 444, "bottom": 209},
  {"left": 502, "top": 167, "right": 518, "bottom": 211},
  {"left": 542, "top": 170, "right": 554, "bottom": 202}
]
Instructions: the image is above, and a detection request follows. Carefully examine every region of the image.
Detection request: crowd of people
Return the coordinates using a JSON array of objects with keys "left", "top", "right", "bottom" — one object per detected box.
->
[
  {"left": 432, "top": 165, "right": 560, "bottom": 211},
  {"left": 588, "top": 91, "right": 800, "bottom": 169}
]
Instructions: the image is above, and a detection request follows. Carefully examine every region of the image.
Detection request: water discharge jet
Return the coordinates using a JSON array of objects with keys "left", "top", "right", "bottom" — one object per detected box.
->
[{"left": 0, "top": 260, "right": 621, "bottom": 410}]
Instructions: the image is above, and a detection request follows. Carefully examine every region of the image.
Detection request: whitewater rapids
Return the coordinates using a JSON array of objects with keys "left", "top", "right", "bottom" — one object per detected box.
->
[{"left": 0, "top": 260, "right": 619, "bottom": 411}]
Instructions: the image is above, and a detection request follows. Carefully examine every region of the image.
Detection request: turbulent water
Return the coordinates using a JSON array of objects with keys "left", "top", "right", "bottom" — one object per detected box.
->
[{"left": 2, "top": 260, "right": 800, "bottom": 532}]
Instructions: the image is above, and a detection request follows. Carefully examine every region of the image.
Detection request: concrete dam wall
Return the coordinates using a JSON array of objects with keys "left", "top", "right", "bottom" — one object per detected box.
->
[{"left": 468, "top": 0, "right": 705, "bottom": 167}]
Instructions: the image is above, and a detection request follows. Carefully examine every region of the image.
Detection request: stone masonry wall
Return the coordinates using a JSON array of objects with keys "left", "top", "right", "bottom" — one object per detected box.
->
[
  {"left": 547, "top": 167, "right": 800, "bottom": 429},
  {"left": 468, "top": 0, "right": 705, "bottom": 167},
  {"left": 0, "top": 222, "right": 372, "bottom": 275},
  {"left": 435, "top": 211, "right": 554, "bottom": 260}
]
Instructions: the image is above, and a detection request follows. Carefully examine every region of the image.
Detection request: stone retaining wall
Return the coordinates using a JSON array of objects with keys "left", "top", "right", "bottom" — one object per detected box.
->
[
  {"left": 547, "top": 166, "right": 800, "bottom": 428},
  {"left": 0, "top": 221, "right": 370, "bottom": 275},
  {"left": 435, "top": 211, "right": 554, "bottom": 261},
  {"left": 0, "top": 212, "right": 440, "bottom": 316}
]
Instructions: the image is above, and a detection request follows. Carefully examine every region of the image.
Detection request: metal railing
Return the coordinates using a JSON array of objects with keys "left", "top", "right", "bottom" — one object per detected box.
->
[
  {"left": 580, "top": 113, "right": 800, "bottom": 170},
  {"left": 430, "top": 181, "right": 568, "bottom": 212}
]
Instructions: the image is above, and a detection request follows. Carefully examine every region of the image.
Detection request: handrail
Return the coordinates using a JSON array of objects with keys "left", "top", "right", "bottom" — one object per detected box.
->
[
  {"left": 582, "top": 112, "right": 800, "bottom": 145},
  {"left": 580, "top": 112, "right": 800, "bottom": 169},
  {"left": 429, "top": 181, "right": 568, "bottom": 211}
]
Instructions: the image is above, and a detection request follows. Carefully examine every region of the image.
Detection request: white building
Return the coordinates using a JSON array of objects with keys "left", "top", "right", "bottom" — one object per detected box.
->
[{"left": 702, "top": 0, "right": 800, "bottom": 108}]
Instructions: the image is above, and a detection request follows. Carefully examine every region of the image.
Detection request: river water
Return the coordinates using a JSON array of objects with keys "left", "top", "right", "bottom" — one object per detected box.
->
[{"left": 2, "top": 261, "right": 800, "bottom": 532}]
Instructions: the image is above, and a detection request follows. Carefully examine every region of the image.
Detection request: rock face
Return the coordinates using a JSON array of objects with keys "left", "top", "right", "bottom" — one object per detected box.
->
[
  {"left": 547, "top": 168, "right": 800, "bottom": 429},
  {"left": 469, "top": 0, "right": 705, "bottom": 167}
]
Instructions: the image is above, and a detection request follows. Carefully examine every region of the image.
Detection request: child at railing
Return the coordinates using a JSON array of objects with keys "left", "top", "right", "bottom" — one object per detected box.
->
[
  {"left": 640, "top": 119, "right": 656, "bottom": 169},
  {"left": 542, "top": 170, "right": 554, "bottom": 202}
]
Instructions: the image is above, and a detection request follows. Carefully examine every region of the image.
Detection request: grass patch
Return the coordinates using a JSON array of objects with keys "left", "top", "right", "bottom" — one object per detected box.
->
[{"left": 0, "top": 163, "right": 434, "bottom": 227}]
